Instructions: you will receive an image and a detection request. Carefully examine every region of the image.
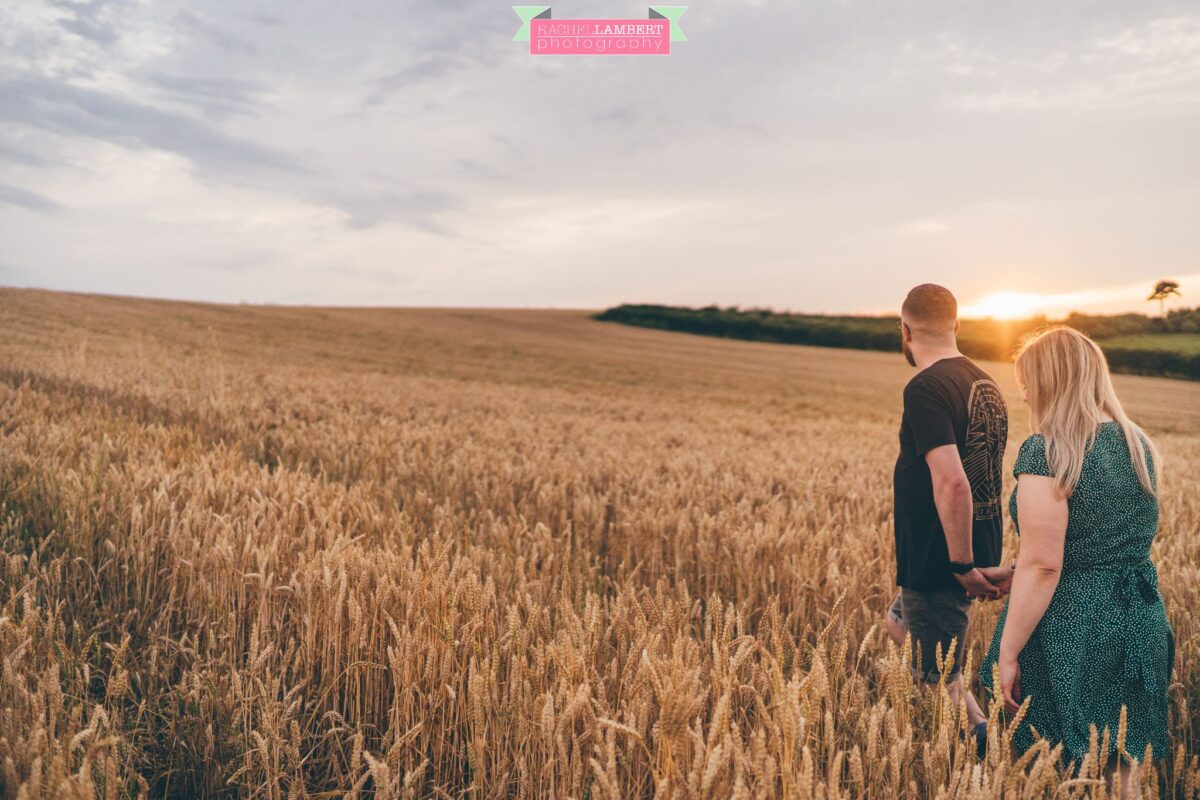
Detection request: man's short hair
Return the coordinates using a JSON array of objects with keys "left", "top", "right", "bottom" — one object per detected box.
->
[{"left": 902, "top": 284, "right": 957, "bottom": 331}]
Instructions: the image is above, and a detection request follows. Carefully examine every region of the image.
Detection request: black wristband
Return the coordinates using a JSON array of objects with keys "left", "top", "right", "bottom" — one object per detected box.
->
[{"left": 949, "top": 560, "right": 975, "bottom": 575}]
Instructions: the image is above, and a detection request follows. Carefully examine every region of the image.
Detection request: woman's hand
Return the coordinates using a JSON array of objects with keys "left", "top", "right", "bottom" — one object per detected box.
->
[
  {"left": 999, "top": 655, "right": 1022, "bottom": 714},
  {"left": 977, "top": 562, "right": 1015, "bottom": 596},
  {"left": 956, "top": 567, "right": 1001, "bottom": 600}
]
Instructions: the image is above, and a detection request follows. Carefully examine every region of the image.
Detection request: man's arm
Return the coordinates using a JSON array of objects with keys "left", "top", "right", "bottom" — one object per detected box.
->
[{"left": 925, "top": 444, "right": 1001, "bottom": 599}]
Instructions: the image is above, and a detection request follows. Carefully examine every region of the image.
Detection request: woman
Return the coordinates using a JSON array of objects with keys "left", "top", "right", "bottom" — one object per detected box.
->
[{"left": 980, "top": 327, "right": 1174, "bottom": 794}]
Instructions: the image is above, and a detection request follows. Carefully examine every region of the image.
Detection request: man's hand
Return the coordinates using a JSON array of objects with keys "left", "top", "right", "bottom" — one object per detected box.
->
[
  {"left": 977, "top": 563, "right": 1015, "bottom": 596},
  {"left": 955, "top": 567, "right": 1001, "bottom": 600}
]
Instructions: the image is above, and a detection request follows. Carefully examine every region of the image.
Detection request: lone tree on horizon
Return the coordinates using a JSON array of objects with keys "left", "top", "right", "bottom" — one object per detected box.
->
[{"left": 1147, "top": 279, "right": 1182, "bottom": 317}]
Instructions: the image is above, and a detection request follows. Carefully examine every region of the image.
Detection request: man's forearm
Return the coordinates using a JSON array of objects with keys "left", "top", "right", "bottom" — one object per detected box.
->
[{"left": 933, "top": 480, "right": 974, "bottom": 562}]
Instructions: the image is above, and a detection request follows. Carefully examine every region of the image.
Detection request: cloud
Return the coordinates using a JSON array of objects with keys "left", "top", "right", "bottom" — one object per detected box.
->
[
  {"left": 453, "top": 157, "right": 508, "bottom": 182},
  {"left": 955, "top": 14, "right": 1200, "bottom": 111},
  {"left": 50, "top": 0, "right": 120, "bottom": 45},
  {"left": 0, "top": 69, "right": 471, "bottom": 236},
  {"left": 592, "top": 106, "right": 640, "bottom": 125},
  {"left": 146, "top": 73, "right": 269, "bottom": 119},
  {"left": 0, "top": 181, "right": 61, "bottom": 213},
  {"left": 174, "top": 10, "right": 257, "bottom": 56},
  {"left": 0, "top": 75, "right": 304, "bottom": 176},
  {"left": 366, "top": 54, "right": 471, "bottom": 102},
  {"left": 330, "top": 185, "right": 465, "bottom": 235},
  {"left": 0, "top": 142, "right": 54, "bottom": 168}
]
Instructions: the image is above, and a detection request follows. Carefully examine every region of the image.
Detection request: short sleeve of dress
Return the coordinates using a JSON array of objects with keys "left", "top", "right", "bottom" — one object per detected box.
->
[{"left": 1013, "top": 434, "right": 1054, "bottom": 477}]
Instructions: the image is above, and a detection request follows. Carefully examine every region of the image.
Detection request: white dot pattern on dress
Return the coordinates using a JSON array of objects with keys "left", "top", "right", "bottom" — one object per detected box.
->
[{"left": 980, "top": 422, "right": 1174, "bottom": 763}]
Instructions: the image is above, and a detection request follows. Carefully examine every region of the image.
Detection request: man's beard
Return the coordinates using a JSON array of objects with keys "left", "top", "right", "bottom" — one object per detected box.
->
[{"left": 902, "top": 338, "right": 916, "bottom": 367}]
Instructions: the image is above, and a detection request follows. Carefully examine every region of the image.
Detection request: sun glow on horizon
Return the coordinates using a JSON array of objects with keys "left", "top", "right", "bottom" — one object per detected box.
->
[{"left": 959, "top": 290, "right": 1049, "bottom": 320}]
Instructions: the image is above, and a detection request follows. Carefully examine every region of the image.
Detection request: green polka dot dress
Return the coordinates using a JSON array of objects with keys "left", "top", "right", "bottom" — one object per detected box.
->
[{"left": 980, "top": 422, "right": 1175, "bottom": 763}]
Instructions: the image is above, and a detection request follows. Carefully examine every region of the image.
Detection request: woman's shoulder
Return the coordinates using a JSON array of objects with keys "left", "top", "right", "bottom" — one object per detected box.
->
[
  {"left": 1013, "top": 433, "right": 1053, "bottom": 477},
  {"left": 1016, "top": 432, "right": 1047, "bottom": 459}
]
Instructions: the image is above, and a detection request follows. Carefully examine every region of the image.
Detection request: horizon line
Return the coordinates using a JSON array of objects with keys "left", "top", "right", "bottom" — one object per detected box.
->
[{"left": 4, "top": 284, "right": 1194, "bottom": 322}]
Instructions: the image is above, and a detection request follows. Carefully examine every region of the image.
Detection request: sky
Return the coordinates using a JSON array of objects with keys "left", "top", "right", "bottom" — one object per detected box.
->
[{"left": 1, "top": 0, "right": 1198, "bottom": 317}]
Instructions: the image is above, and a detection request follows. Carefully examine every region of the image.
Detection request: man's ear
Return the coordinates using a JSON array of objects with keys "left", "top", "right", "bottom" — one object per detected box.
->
[{"left": 954, "top": 319, "right": 961, "bottom": 335}]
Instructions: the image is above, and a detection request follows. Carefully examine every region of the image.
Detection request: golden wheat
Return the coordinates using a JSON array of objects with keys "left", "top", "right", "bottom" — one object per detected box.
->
[{"left": 0, "top": 288, "right": 1197, "bottom": 799}]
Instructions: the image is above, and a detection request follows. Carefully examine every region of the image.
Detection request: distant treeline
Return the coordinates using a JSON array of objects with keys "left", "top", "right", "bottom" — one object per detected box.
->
[{"left": 594, "top": 304, "right": 1200, "bottom": 381}]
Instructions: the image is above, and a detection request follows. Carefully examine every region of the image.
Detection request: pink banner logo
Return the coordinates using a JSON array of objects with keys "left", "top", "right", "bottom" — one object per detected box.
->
[
  {"left": 531, "top": 19, "right": 668, "bottom": 55},
  {"left": 513, "top": 6, "right": 687, "bottom": 56}
]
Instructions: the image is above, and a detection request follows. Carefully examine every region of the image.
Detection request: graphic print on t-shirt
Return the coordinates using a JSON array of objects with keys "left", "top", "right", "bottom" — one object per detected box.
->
[{"left": 962, "top": 379, "right": 1008, "bottom": 520}]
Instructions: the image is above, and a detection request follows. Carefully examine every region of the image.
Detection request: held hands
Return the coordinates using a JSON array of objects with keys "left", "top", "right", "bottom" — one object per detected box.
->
[
  {"left": 954, "top": 567, "right": 1003, "bottom": 600},
  {"left": 976, "top": 563, "right": 1016, "bottom": 595},
  {"left": 955, "top": 561, "right": 1015, "bottom": 600}
]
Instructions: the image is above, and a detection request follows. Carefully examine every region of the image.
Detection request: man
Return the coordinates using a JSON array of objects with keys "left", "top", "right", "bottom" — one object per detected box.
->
[{"left": 886, "top": 284, "right": 1014, "bottom": 756}]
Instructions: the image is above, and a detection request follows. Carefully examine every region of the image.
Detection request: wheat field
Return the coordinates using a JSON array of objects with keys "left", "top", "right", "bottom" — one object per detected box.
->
[{"left": 0, "top": 287, "right": 1197, "bottom": 799}]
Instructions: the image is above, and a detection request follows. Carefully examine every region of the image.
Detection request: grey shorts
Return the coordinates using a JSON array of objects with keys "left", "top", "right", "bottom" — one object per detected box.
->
[{"left": 888, "top": 588, "right": 971, "bottom": 682}]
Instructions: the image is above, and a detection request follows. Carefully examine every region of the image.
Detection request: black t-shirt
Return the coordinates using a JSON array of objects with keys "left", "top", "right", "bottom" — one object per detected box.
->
[{"left": 894, "top": 355, "right": 1008, "bottom": 591}]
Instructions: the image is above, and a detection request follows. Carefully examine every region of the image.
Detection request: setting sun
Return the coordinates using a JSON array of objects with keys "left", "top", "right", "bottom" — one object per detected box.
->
[{"left": 960, "top": 290, "right": 1047, "bottom": 320}]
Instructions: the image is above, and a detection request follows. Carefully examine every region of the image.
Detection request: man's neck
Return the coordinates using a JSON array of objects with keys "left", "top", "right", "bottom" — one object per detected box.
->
[{"left": 912, "top": 343, "right": 963, "bottom": 371}]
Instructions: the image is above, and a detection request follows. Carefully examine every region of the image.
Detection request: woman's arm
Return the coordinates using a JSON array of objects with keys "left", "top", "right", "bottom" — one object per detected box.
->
[{"left": 997, "top": 474, "right": 1068, "bottom": 712}]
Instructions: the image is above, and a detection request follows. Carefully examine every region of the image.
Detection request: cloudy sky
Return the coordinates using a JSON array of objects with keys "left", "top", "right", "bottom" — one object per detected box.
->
[{"left": 1, "top": 0, "right": 1198, "bottom": 315}]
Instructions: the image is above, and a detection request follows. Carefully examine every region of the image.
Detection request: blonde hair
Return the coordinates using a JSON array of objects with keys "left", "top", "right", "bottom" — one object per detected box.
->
[{"left": 1014, "top": 326, "right": 1160, "bottom": 498}]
